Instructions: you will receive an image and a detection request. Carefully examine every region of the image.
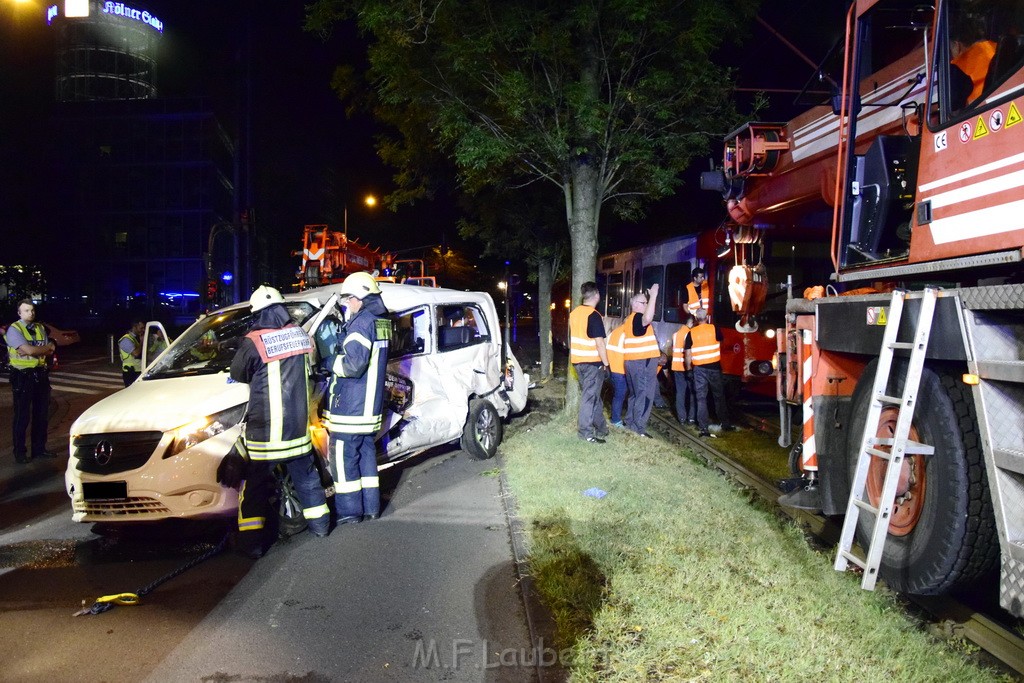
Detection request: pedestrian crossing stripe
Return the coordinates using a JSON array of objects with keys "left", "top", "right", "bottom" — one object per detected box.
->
[
  {"left": 52, "top": 375, "right": 124, "bottom": 388},
  {"left": 50, "top": 384, "right": 109, "bottom": 395},
  {"left": 48, "top": 371, "right": 126, "bottom": 394}
]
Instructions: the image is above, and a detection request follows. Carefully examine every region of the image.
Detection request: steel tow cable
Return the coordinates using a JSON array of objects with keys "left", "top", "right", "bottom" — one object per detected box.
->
[{"left": 73, "top": 532, "right": 229, "bottom": 616}]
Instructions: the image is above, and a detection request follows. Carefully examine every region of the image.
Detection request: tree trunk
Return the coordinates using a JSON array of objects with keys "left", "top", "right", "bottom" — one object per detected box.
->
[
  {"left": 536, "top": 257, "right": 555, "bottom": 380},
  {"left": 563, "top": 159, "right": 602, "bottom": 411}
]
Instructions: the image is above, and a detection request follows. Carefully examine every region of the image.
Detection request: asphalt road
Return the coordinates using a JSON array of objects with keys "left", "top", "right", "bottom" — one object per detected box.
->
[{"left": 0, "top": 345, "right": 541, "bottom": 682}]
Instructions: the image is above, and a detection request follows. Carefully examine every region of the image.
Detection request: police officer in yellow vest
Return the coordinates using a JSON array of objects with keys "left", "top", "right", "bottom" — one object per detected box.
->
[
  {"left": 5, "top": 299, "right": 57, "bottom": 464},
  {"left": 569, "top": 281, "right": 609, "bottom": 443},
  {"left": 685, "top": 307, "right": 736, "bottom": 438},
  {"left": 118, "top": 319, "right": 145, "bottom": 386},
  {"left": 623, "top": 284, "right": 660, "bottom": 437}
]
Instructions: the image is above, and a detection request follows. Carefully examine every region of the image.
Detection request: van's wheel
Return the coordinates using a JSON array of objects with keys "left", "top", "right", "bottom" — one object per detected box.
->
[
  {"left": 845, "top": 359, "right": 997, "bottom": 594},
  {"left": 274, "top": 465, "right": 309, "bottom": 538},
  {"left": 461, "top": 399, "right": 503, "bottom": 460}
]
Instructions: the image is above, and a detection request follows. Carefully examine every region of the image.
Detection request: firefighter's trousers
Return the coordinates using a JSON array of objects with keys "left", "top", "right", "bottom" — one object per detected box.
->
[
  {"left": 238, "top": 453, "right": 330, "bottom": 540},
  {"left": 329, "top": 433, "right": 380, "bottom": 519}
]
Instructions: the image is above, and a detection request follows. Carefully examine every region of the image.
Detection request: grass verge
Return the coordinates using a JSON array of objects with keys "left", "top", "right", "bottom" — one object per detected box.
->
[{"left": 501, "top": 411, "right": 1011, "bottom": 681}]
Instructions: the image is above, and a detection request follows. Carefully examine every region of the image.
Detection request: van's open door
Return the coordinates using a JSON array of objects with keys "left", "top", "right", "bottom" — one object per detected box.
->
[{"left": 142, "top": 321, "right": 172, "bottom": 373}]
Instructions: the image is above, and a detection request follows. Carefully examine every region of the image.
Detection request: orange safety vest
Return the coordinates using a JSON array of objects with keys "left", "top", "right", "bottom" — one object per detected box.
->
[
  {"left": 606, "top": 325, "right": 626, "bottom": 375},
  {"left": 622, "top": 312, "right": 659, "bottom": 361},
  {"left": 670, "top": 325, "right": 690, "bottom": 371},
  {"left": 952, "top": 39, "right": 997, "bottom": 103},
  {"left": 569, "top": 305, "right": 602, "bottom": 364},
  {"left": 688, "top": 323, "right": 721, "bottom": 366},
  {"left": 686, "top": 281, "right": 710, "bottom": 315}
]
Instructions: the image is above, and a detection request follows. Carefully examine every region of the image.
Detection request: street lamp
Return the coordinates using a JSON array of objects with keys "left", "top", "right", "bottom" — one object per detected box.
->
[{"left": 343, "top": 194, "right": 378, "bottom": 238}]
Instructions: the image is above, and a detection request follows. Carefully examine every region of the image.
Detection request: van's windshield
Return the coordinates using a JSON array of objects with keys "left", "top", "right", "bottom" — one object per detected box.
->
[{"left": 145, "top": 302, "right": 316, "bottom": 379}]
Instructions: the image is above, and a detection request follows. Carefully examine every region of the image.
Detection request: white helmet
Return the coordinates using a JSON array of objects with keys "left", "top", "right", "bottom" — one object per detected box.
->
[
  {"left": 250, "top": 285, "right": 285, "bottom": 312},
  {"left": 339, "top": 271, "right": 381, "bottom": 300}
]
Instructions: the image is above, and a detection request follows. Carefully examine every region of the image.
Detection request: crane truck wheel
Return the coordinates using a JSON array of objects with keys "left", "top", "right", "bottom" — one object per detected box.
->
[{"left": 845, "top": 359, "right": 998, "bottom": 595}]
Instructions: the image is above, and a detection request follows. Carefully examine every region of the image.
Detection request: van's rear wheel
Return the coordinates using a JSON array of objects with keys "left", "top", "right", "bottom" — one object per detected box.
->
[
  {"left": 461, "top": 399, "right": 502, "bottom": 460},
  {"left": 845, "top": 359, "right": 997, "bottom": 594}
]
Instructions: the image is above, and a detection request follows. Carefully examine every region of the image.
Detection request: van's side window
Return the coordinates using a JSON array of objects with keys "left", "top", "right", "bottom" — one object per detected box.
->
[
  {"left": 437, "top": 304, "right": 489, "bottom": 351},
  {"left": 389, "top": 306, "right": 430, "bottom": 358}
]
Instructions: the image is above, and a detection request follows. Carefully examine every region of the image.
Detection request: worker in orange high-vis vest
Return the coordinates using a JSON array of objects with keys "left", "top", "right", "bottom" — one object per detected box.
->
[
  {"left": 685, "top": 267, "right": 710, "bottom": 317},
  {"left": 622, "top": 284, "right": 659, "bottom": 438},
  {"left": 569, "top": 281, "right": 609, "bottom": 443},
  {"left": 670, "top": 314, "right": 697, "bottom": 425},
  {"left": 606, "top": 323, "right": 628, "bottom": 428},
  {"left": 685, "top": 307, "right": 736, "bottom": 438}
]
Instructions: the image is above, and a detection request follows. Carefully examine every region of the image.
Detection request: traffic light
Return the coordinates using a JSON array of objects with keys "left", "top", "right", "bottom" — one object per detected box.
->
[{"left": 205, "top": 278, "right": 219, "bottom": 303}]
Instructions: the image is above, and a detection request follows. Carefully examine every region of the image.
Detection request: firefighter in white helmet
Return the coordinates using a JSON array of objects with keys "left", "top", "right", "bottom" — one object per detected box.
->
[
  {"left": 219, "top": 285, "right": 330, "bottom": 557},
  {"left": 322, "top": 272, "right": 391, "bottom": 524}
]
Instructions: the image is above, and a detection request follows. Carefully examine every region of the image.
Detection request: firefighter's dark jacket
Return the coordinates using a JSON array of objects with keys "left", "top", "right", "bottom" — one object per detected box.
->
[
  {"left": 229, "top": 303, "right": 314, "bottom": 460},
  {"left": 324, "top": 292, "right": 391, "bottom": 435}
]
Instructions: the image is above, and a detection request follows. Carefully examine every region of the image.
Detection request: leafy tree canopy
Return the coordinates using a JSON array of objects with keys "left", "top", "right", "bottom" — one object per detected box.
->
[{"left": 307, "top": 0, "right": 760, "bottom": 221}]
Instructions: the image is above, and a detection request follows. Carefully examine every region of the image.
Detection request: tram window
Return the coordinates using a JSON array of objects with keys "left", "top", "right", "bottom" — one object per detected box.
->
[
  {"left": 595, "top": 272, "right": 607, "bottom": 315},
  {"left": 663, "top": 261, "right": 691, "bottom": 324},
  {"left": 633, "top": 269, "right": 641, "bottom": 299},
  {"left": 624, "top": 270, "right": 632, "bottom": 306},
  {"left": 606, "top": 271, "right": 624, "bottom": 317},
  {"left": 642, "top": 265, "right": 665, "bottom": 321}
]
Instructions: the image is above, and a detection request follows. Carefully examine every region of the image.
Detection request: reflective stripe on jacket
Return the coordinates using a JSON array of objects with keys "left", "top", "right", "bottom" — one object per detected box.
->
[
  {"left": 689, "top": 323, "right": 721, "bottom": 366},
  {"left": 119, "top": 332, "right": 141, "bottom": 372},
  {"left": 230, "top": 322, "right": 314, "bottom": 461},
  {"left": 569, "top": 305, "right": 600, "bottom": 364},
  {"left": 623, "top": 312, "right": 659, "bottom": 360},
  {"left": 606, "top": 325, "right": 626, "bottom": 375},
  {"left": 686, "top": 281, "right": 709, "bottom": 314},
  {"left": 670, "top": 325, "right": 689, "bottom": 371},
  {"left": 7, "top": 321, "right": 47, "bottom": 370},
  {"left": 325, "top": 296, "right": 391, "bottom": 435}
]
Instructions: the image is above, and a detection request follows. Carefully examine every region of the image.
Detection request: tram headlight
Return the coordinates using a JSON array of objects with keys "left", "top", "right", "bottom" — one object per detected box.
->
[{"left": 749, "top": 360, "right": 775, "bottom": 377}]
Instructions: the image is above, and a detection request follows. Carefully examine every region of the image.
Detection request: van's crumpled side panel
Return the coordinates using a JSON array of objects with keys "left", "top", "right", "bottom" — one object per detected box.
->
[{"left": 380, "top": 342, "right": 503, "bottom": 458}]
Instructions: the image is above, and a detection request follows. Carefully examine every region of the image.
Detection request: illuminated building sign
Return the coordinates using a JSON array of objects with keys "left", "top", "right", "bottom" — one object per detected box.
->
[
  {"left": 102, "top": 2, "right": 163, "bottom": 33},
  {"left": 46, "top": 1, "right": 164, "bottom": 32}
]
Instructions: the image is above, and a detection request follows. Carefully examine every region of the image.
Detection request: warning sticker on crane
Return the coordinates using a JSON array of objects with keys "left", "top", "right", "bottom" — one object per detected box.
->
[
  {"left": 866, "top": 307, "right": 888, "bottom": 326},
  {"left": 959, "top": 122, "right": 972, "bottom": 143},
  {"left": 974, "top": 116, "right": 990, "bottom": 140},
  {"left": 990, "top": 110, "right": 1004, "bottom": 132},
  {"left": 1008, "top": 102, "right": 1023, "bottom": 128}
]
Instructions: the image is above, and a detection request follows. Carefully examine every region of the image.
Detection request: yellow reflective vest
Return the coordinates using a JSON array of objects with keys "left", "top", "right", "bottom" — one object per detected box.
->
[
  {"left": 7, "top": 321, "right": 47, "bottom": 370},
  {"left": 686, "top": 281, "right": 710, "bottom": 315},
  {"left": 119, "top": 332, "right": 142, "bottom": 372}
]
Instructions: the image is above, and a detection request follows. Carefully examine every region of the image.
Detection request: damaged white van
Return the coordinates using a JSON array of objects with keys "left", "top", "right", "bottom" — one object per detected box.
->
[{"left": 64, "top": 282, "right": 529, "bottom": 524}]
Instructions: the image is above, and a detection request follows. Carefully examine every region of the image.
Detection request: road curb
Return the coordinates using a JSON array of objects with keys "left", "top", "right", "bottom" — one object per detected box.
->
[{"left": 497, "top": 453, "right": 567, "bottom": 683}]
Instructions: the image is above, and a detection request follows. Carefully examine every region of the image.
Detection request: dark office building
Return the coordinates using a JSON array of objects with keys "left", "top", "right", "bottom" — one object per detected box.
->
[{"left": 44, "top": 1, "right": 244, "bottom": 327}]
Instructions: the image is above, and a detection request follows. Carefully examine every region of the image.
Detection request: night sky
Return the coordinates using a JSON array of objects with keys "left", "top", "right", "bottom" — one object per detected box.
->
[{"left": 0, "top": 0, "right": 847, "bottom": 283}]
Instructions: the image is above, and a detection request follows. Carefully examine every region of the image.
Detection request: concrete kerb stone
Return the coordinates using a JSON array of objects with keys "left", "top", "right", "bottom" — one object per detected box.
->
[{"left": 497, "top": 453, "right": 567, "bottom": 683}]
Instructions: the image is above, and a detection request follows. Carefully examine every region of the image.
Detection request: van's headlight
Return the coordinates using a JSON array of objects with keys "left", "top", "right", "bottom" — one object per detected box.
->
[{"left": 165, "top": 404, "right": 246, "bottom": 458}]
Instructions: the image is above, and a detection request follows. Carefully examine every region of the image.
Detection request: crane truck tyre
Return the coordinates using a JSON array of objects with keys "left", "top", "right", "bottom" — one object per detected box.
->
[
  {"left": 461, "top": 398, "right": 503, "bottom": 460},
  {"left": 845, "top": 358, "right": 998, "bottom": 595}
]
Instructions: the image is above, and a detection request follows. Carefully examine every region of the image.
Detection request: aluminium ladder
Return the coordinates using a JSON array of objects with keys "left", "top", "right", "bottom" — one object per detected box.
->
[{"left": 834, "top": 288, "right": 938, "bottom": 590}]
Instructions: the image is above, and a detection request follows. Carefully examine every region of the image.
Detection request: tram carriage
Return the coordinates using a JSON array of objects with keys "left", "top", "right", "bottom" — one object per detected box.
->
[{"left": 556, "top": 231, "right": 832, "bottom": 397}]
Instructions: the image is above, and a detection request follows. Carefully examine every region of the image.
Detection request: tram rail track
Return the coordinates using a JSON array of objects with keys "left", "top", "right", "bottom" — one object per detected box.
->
[{"left": 647, "top": 408, "right": 1024, "bottom": 676}]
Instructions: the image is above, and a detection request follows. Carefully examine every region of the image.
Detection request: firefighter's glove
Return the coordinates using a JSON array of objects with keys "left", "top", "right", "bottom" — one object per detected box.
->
[{"left": 216, "top": 440, "right": 249, "bottom": 489}]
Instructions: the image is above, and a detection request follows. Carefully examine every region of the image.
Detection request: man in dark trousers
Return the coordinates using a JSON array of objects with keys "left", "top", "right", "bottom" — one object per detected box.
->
[
  {"left": 623, "top": 284, "right": 660, "bottom": 437},
  {"left": 323, "top": 272, "right": 391, "bottom": 525},
  {"left": 5, "top": 300, "right": 56, "bottom": 463},
  {"left": 685, "top": 307, "right": 736, "bottom": 438},
  {"left": 224, "top": 285, "right": 330, "bottom": 557},
  {"left": 118, "top": 319, "right": 146, "bottom": 386},
  {"left": 568, "top": 281, "right": 609, "bottom": 443}
]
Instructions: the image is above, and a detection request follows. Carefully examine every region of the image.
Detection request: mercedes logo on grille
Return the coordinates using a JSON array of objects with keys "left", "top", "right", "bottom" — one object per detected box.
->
[{"left": 93, "top": 441, "right": 114, "bottom": 466}]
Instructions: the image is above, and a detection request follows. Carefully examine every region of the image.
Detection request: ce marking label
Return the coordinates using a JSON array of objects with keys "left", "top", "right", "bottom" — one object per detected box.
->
[{"left": 933, "top": 131, "right": 948, "bottom": 152}]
